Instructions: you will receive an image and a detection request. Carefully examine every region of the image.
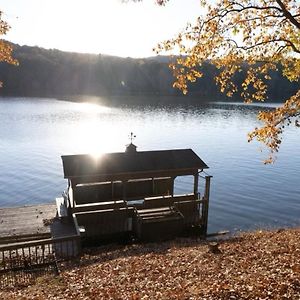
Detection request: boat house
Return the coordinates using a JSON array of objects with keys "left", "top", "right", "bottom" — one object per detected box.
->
[
  {"left": 61, "top": 144, "right": 211, "bottom": 243},
  {"left": 0, "top": 144, "right": 212, "bottom": 286}
]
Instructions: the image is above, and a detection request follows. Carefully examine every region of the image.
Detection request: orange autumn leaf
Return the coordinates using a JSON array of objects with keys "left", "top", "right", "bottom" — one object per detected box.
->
[
  {"left": 154, "top": 0, "right": 300, "bottom": 163},
  {"left": 0, "top": 10, "right": 18, "bottom": 87}
]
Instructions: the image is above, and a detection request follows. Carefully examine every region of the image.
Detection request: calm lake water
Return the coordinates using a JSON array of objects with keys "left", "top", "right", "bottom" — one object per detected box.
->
[{"left": 0, "top": 97, "right": 299, "bottom": 233}]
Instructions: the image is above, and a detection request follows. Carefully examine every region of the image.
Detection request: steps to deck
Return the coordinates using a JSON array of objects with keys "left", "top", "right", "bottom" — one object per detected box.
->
[{"left": 135, "top": 206, "right": 184, "bottom": 241}]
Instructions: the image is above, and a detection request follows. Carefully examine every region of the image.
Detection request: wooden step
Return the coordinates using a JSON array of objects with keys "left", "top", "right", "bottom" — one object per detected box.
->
[
  {"left": 136, "top": 206, "right": 183, "bottom": 224},
  {"left": 141, "top": 214, "right": 183, "bottom": 222},
  {"left": 138, "top": 210, "right": 175, "bottom": 218},
  {"left": 137, "top": 207, "right": 173, "bottom": 215}
]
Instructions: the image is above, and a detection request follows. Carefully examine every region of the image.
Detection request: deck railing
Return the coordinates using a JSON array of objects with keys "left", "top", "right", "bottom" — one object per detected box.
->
[{"left": 0, "top": 235, "right": 80, "bottom": 288}]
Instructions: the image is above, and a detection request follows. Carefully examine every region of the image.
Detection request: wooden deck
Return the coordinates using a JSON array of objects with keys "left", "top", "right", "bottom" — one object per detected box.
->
[{"left": 0, "top": 204, "right": 76, "bottom": 245}]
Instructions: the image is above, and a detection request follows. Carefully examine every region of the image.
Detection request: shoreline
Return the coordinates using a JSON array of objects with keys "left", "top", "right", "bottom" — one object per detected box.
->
[
  {"left": 0, "top": 94, "right": 285, "bottom": 106},
  {"left": 1, "top": 226, "right": 300, "bottom": 299}
]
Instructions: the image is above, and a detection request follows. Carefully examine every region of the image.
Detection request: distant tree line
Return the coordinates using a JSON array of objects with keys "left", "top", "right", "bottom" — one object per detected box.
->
[{"left": 0, "top": 43, "right": 298, "bottom": 103}]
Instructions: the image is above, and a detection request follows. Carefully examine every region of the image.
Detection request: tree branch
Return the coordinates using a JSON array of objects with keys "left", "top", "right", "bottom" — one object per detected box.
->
[
  {"left": 275, "top": 0, "right": 300, "bottom": 29},
  {"left": 225, "top": 38, "right": 300, "bottom": 54},
  {"left": 219, "top": 4, "right": 284, "bottom": 19}
]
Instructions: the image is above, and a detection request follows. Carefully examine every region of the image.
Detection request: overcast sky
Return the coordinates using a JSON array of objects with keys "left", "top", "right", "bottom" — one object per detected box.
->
[{"left": 1, "top": 0, "right": 201, "bottom": 57}]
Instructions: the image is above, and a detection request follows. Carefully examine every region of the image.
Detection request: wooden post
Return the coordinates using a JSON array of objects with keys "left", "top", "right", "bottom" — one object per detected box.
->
[
  {"left": 69, "top": 180, "right": 76, "bottom": 208},
  {"left": 202, "top": 175, "right": 212, "bottom": 236},
  {"left": 111, "top": 181, "right": 114, "bottom": 200},
  {"left": 171, "top": 176, "right": 176, "bottom": 196},
  {"left": 193, "top": 172, "right": 199, "bottom": 196},
  {"left": 123, "top": 180, "right": 128, "bottom": 201},
  {"left": 152, "top": 177, "right": 155, "bottom": 195},
  {"left": 67, "top": 180, "right": 71, "bottom": 208}
]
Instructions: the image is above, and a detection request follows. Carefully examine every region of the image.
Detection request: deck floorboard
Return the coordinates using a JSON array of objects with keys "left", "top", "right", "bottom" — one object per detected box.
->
[{"left": 0, "top": 204, "right": 57, "bottom": 243}]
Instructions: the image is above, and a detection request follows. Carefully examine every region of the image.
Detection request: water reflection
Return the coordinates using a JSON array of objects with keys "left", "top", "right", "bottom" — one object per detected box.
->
[
  {"left": 0, "top": 97, "right": 299, "bottom": 233},
  {"left": 74, "top": 102, "right": 111, "bottom": 114}
]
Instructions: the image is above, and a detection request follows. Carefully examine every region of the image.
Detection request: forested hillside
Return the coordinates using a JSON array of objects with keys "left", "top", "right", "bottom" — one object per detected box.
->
[{"left": 0, "top": 43, "right": 298, "bottom": 103}]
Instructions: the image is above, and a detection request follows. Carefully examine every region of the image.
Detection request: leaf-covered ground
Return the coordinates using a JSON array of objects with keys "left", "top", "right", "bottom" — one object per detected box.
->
[{"left": 2, "top": 228, "right": 300, "bottom": 299}]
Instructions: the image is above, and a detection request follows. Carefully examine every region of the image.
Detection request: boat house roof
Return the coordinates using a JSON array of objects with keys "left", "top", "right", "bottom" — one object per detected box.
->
[{"left": 61, "top": 149, "right": 208, "bottom": 182}]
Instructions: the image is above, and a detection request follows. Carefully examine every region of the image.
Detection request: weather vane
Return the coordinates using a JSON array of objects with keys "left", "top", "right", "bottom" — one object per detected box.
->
[{"left": 129, "top": 132, "right": 136, "bottom": 144}]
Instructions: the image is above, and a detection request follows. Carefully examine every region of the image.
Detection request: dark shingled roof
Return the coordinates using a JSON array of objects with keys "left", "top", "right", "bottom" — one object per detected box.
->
[{"left": 61, "top": 149, "right": 208, "bottom": 179}]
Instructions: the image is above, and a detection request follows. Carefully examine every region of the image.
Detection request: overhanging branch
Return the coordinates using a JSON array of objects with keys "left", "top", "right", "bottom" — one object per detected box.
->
[{"left": 275, "top": 0, "right": 300, "bottom": 29}]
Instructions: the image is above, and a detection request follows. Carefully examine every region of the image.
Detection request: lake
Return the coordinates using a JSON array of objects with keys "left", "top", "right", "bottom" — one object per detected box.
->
[{"left": 0, "top": 97, "right": 299, "bottom": 233}]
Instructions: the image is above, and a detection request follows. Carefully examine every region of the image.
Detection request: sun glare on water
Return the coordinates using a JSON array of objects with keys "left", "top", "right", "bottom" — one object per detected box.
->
[
  {"left": 76, "top": 102, "right": 111, "bottom": 114},
  {"left": 69, "top": 102, "right": 124, "bottom": 157}
]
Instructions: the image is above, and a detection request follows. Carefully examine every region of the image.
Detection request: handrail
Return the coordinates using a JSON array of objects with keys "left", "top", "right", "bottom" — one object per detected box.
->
[
  {"left": 72, "top": 200, "right": 127, "bottom": 213},
  {"left": 0, "top": 235, "right": 80, "bottom": 252}
]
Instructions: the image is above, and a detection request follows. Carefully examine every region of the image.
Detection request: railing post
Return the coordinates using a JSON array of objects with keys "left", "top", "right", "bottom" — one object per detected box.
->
[
  {"left": 123, "top": 180, "right": 128, "bottom": 201},
  {"left": 202, "top": 175, "right": 212, "bottom": 236},
  {"left": 171, "top": 176, "right": 175, "bottom": 196},
  {"left": 194, "top": 172, "right": 199, "bottom": 196}
]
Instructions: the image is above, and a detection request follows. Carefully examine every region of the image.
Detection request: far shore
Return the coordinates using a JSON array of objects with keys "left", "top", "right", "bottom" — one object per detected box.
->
[{"left": 0, "top": 94, "right": 285, "bottom": 106}]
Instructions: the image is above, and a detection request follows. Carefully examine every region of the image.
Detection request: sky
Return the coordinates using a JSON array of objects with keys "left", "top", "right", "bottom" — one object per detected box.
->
[{"left": 1, "top": 0, "right": 202, "bottom": 58}]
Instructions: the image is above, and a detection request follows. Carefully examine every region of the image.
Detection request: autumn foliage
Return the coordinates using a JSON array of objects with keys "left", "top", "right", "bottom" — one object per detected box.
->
[
  {"left": 155, "top": 0, "right": 300, "bottom": 163},
  {"left": 0, "top": 11, "right": 18, "bottom": 87}
]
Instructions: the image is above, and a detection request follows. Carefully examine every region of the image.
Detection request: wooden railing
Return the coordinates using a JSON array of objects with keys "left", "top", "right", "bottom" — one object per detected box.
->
[
  {"left": 143, "top": 193, "right": 197, "bottom": 209},
  {"left": 71, "top": 200, "right": 127, "bottom": 214},
  {"left": 0, "top": 235, "right": 81, "bottom": 288}
]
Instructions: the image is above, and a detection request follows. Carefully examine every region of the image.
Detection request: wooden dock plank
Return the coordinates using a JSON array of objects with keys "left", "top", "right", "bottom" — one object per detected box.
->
[{"left": 0, "top": 204, "right": 57, "bottom": 242}]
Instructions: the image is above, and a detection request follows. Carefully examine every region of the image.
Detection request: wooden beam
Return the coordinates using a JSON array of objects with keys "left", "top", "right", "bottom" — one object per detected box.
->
[
  {"left": 152, "top": 177, "right": 155, "bottom": 194},
  {"left": 65, "top": 168, "right": 200, "bottom": 184},
  {"left": 202, "top": 175, "right": 212, "bottom": 236},
  {"left": 0, "top": 235, "right": 80, "bottom": 252},
  {"left": 72, "top": 200, "right": 126, "bottom": 213},
  {"left": 171, "top": 176, "right": 176, "bottom": 196},
  {"left": 123, "top": 180, "right": 127, "bottom": 201},
  {"left": 193, "top": 172, "right": 199, "bottom": 196}
]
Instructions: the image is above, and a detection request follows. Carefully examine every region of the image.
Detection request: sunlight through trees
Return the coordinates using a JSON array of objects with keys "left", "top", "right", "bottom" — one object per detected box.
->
[{"left": 152, "top": 0, "right": 300, "bottom": 163}]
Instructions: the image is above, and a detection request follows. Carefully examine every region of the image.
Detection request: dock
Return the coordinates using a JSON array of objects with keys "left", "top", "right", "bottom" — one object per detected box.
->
[
  {"left": 0, "top": 203, "right": 77, "bottom": 245},
  {"left": 0, "top": 204, "right": 80, "bottom": 288},
  {"left": 0, "top": 204, "right": 57, "bottom": 244}
]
